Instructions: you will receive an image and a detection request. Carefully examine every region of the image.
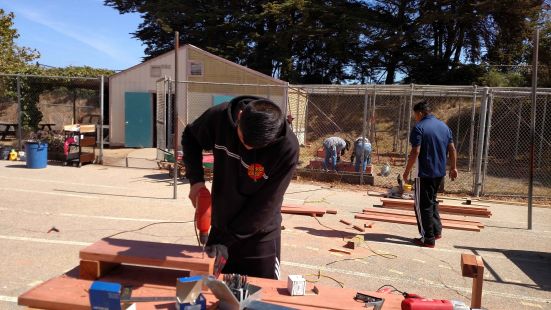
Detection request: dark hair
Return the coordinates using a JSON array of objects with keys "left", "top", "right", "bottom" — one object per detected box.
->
[
  {"left": 239, "top": 98, "right": 284, "bottom": 148},
  {"left": 413, "top": 100, "right": 431, "bottom": 113}
]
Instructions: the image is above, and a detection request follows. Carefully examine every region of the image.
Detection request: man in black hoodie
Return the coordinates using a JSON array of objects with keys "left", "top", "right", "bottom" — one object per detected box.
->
[{"left": 181, "top": 96, "right": 299, "bottom": 279}]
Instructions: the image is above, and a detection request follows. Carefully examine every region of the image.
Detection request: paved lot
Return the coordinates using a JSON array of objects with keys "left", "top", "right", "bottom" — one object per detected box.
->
[{"left": 0, "top": 160, "right": 550, "bottom": 309}]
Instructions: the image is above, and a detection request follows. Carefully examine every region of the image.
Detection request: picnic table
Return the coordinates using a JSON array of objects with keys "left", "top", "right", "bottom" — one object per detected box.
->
[
  {"left": 0, "top": 123, "right": 56, "bottom": 140},
  {"left": 0, "top": 122, "right": 17, "bottom": 140}
]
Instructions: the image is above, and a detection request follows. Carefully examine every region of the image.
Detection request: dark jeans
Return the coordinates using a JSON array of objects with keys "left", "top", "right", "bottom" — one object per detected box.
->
[
  {"left": 413, "top": 177, "right": 443, "bottom": 244},
  {"left": 222, "top": 233, "right": 281, "bottom": 279}
]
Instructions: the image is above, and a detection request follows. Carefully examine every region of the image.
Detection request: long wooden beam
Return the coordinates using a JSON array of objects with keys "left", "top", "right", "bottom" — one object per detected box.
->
[
  {"left": 354, "top": 213, "right": 481, "bottom": 231},
  {"left": 362, "top": 208, "right": 484, "bottom": 228},
  {"left": 380, "top": 198, "right": 491, "bottom": 217}
]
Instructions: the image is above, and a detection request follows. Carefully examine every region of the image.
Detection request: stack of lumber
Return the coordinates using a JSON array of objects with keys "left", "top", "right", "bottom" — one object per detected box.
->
[
  {"left": 380, "top": 198, "right": 492, "bottom": 218},
  {"left": 356, "top": 207, "right": 484, "bottom": 232}
]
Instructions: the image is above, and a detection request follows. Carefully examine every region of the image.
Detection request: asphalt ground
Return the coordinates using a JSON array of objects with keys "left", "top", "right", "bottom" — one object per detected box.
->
[{"left": 0, "top": 161, "right": 550, "bottom": 309}]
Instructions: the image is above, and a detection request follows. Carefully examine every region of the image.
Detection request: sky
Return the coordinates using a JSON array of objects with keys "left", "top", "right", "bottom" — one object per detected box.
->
[{"left": 0, "top": 0, "right": 145, "bottom": 71}]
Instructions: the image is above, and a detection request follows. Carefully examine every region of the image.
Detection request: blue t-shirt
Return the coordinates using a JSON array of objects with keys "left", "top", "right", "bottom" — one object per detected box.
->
[{"left": 409, "top": 115, "right": 453, "bottom": 178}]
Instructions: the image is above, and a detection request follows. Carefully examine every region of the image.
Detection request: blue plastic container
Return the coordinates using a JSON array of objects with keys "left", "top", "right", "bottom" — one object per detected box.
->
[{"left": 25, "top": 142, "right": 48, "bottom": 168}]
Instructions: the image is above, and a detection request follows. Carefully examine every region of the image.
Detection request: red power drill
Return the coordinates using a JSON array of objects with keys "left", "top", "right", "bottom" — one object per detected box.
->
[
  {"left": 401, "top": 293, "right": 471, "bottom": 310},
  {"left": 195, "top": 187, "right": 212, "bottom": 246}
]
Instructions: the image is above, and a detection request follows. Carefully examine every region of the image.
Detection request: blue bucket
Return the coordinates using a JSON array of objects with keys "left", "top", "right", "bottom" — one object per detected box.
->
[
  {"left": 25, "top": 142, "right": 48, "bottom": 168},
  {"left": 0, "top": 146, "right": 10, "bottom": 160}
]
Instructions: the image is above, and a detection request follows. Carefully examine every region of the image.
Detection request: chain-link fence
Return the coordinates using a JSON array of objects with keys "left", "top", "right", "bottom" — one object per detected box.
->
[
  {"left": 482, "top": 89, "right": 551, "bottom": 200},
  {"left": 0, "top": 73, "right": 104, "bottom": 162}
]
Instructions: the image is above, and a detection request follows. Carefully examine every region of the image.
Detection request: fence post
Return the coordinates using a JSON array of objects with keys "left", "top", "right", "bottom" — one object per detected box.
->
[
  {"left": 99, "top": 75, "right": 104, "bottom": 164},
  {"left": 404, "top": 84, "right": 414, "bottom": 163},
  {"left": 468, "top": 85, "right": 477, "bottom": 172},
  {"left": 16, "top": 75, "right": 22, "bottom": 150},
  {"left": 474, "top": 87, "right": 489, "bottom": 196},
  {"left": 528, "top": 28, "right": 539, "bottom": 230},
  {"left": 303, "top": 88, "right": 309, "bottom": 145},
  {"left": 480, "top": 91, "right": 494, "bottom": 194},
  {"left": 360, "top": 86, "right": 369, "bottom": 184}
]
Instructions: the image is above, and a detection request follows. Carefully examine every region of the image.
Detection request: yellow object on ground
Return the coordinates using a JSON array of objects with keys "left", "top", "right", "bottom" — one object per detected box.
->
[{"left": 9, "top": 149, "right": 18, "bottom": 160}]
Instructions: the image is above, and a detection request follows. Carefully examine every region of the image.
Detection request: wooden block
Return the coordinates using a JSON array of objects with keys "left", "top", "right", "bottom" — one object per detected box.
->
[
  {"left": 344, "top": 241, "right": 356, "bottom": 250},
  {"left": 79, "top": 238, "right": 214, "bottom": 274},
  {"left": 339, "top": 219, "right": 351, "bottom": 225},
  {"left": 79, "top": 260, "right": 119, "bottom": 280},
  {"left": 352, "top": 225, "right": 365, "bottom": 232},
  {"left": 364, "top": 222, "right": 374, "bottom": 228},
  {"left": 329, "top": 248, "right": 352, "bottom": 255},
  {"left": 326, "top": 209, "right": 338, "bottom": 215}
]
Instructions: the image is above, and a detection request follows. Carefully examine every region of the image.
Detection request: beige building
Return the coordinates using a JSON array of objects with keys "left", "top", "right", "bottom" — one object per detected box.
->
[{"left": 108, "top": 44, "right": 288, "bottom": 147}]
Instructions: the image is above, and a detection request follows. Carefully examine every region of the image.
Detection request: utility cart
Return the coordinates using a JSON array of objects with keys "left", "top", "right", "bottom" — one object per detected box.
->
[{"left": 63, "top": 124, "right": 96, "bottom": 167}]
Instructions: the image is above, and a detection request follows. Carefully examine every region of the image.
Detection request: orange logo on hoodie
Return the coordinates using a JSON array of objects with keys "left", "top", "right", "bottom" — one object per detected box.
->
[{"left": 247, "top": 163, "right": 265, "bottom": 181}]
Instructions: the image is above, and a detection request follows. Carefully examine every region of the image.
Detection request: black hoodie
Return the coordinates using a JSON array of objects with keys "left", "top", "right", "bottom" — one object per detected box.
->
[{"left": 181, "top": 96, "right": 299, "bottom": 248}]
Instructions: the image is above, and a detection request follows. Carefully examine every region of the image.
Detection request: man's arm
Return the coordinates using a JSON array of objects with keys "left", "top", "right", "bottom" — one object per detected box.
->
[
  {"left": 181, "top": 106, "right": 219, "bottom": 204},
  {"left": 448, "top": 143, "right": 458, "bottom": 180},
  {"left": 403, "top": 146, "right": 420, "bottom": 182}
]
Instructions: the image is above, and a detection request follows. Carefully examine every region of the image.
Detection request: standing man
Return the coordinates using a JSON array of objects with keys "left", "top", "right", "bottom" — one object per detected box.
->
[
  {"left": 403, "top": 101, "right": 458, "bottom": 248},
  {"left": 322, "top": 136, "right": 349, "bottom": 172},
  {"left": 350, "top": 136, "right": 372, "bottom": 173},
  {"left": 182, "top": 96, "right": 299, "bottom": 279}
]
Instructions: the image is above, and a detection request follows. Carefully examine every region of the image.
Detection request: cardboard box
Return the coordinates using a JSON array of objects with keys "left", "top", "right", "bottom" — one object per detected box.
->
[
  {"left": 89, "top": 281, "right": 122, "bottom": 310},
  {"left": 287, "top": 275, "right": 306, "bottom": 296}
]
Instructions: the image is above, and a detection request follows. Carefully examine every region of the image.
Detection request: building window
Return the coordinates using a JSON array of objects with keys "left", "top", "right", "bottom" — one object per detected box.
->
[
  {"left": 188, "top": 61, "right": 204, "bottom": 76},
  {"left": 150, "top": 66, "right": 162, "bottom": 77}
]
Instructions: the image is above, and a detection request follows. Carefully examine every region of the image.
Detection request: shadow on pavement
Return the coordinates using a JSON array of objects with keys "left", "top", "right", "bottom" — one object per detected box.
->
[{"left": 455, "top": 245, "right": 551, "bottom": 291}]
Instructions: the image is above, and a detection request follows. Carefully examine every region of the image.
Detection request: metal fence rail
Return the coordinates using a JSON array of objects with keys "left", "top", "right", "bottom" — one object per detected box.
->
[{"left": 2, "top": 73, "right": 548, "bottom": 202}]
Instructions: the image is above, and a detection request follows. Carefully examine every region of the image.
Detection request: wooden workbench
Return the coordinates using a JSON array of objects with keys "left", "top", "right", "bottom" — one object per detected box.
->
[{"left": 18, "top": 265, "right": 403, "bottom": 309}]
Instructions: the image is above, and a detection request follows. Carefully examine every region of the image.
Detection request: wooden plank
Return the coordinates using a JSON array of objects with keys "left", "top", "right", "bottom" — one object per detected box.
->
[
  {"left": 354, "top": 214, "right": 480, "bottom": 232},
  {"left": 281, "top": 205, "right": 326, "bottom": 216},
  {"left": 363, "top": 208, "right": 484, "bottom": 228},
  {"left": 79, "top": 238, "right": 214, "bottom": 274},
  {"left": 380, "top": 198, "right": 491, "bottom": 217},
  {"left": 362, "top": 210, "right": 484, "bottom": 229},
  {"left": 461, "top": 254, "right": 485, "bottom": 308},
  {"left": 18, "top": 265, "right": 403, "bottom": 310},
  {"left": 79, "top": 260, "right": 119, "bottom": 280}
]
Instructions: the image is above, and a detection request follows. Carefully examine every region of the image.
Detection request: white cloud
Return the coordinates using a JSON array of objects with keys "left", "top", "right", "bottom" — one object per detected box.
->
[{"left": 12, "top": 5, "right": 135, "bottom": 66}]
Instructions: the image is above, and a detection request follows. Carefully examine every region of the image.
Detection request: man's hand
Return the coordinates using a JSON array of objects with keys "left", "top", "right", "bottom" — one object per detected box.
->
[
  {"left": 402, "top": 171, "right": 410, "bottom": 183},
  {"left": 205, "top": 244, "right": 228, "bottom": 276},
  {"left": 189, "top": 182, "right": 207, "bottom": 208},
  {"left": 449, "top": 168, "right": 458, "bottom": 181}
]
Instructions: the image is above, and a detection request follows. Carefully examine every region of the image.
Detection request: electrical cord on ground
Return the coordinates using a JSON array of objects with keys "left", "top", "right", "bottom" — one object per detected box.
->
[
  {"left": 304, "top": 270, "right": 345, "bottom": 288},
  {"left": 105, "top": 220, "right": 195, "bottom": 238},
  {"left": 312, "top": 217, "right": 398, "bottom": 261},
  {"left": 376, "top": 284, "right": 404, "bottom": 295}
]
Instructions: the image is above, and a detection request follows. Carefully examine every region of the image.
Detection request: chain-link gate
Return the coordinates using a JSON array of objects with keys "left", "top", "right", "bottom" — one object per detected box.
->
[{"left": 482, "top": 90, "right": 551, "bottom": 201}]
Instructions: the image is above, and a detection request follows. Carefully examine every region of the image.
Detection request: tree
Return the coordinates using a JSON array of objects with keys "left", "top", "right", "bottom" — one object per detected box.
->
[
  {"left": 0, "top": 9, "right": 39, "bottom": 73},
  {"left": 104, "top": 0, "right": 373, "bottom": 83}
]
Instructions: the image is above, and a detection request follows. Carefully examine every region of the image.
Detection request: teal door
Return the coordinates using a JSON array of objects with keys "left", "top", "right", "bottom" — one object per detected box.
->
[{"left": 125, "top": 92, "right": 153, "bottom": 147}]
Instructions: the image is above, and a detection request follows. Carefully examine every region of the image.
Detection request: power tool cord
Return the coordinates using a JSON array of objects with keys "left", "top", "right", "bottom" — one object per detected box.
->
[{"left": 105, "top": 220, "right": 195, "bottom": 238}]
